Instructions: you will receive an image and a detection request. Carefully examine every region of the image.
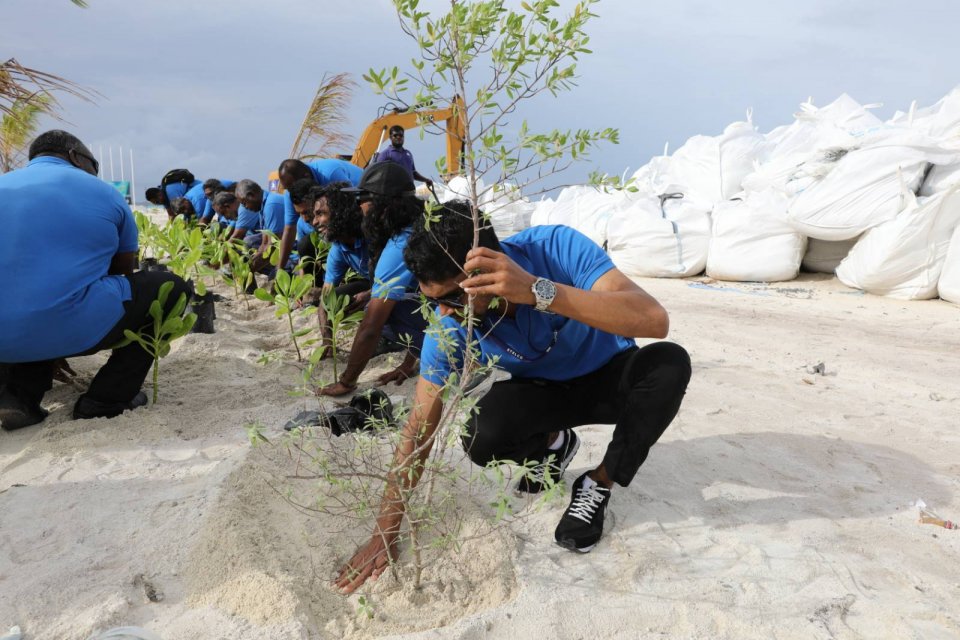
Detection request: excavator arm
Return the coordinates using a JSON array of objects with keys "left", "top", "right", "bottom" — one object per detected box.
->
[{"left": 350, "top": 95, "right": 465, "bottom": 177}]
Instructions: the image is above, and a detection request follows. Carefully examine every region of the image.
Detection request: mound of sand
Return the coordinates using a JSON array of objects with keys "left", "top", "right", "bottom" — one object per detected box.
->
[{"left": 2, "top": 274, "right": 959, "bottom": 639}]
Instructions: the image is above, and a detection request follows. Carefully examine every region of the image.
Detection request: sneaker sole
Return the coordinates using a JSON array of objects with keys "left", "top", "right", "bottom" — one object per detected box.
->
[
  {"left": 515, "top": 432, "right": 581, "bottom": 495},
  {"left": 555, "top": 537, "right": 597, "bottom": 553}
]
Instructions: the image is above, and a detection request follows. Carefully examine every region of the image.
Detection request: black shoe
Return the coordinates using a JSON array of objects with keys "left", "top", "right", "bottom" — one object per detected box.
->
[
  {"left": 73, "top": 391, "right": 149, "bottom": 420},
  {"left": 516, "top": 429, "right": 580, "bottom": 494},
  {"left": 554, "top": 472, "right": 611, "bottom": 553},
  {"left": 0, "top": 388, "right": 48, "bottom": 431}
]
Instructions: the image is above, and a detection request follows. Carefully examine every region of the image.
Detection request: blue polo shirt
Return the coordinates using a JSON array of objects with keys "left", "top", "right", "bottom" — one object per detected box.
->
[
  {"left": 236, "top": 192, "right": 285, "bottom": 237},
  {"left": 202, "top": 178, "right": 235, "bottom": 222},
  {"left": 165, "top": 180, "right": 207, "bottom": 220},
  {"left": 419, "top": 225, "right": 635, "bottom": 385},
  {"left": 324, "top": 238, "right": 370, "bottom": 285},
  {"left": 282, "top": 159, "right": 363, "bottom": 231},
  {"left": 375, "top": 145, "right": 416, "bottom": 177},
  {"left": 0, "top": 156, "right": 137, "bottom": 362},
  {"left": 372, "top": 227, "right": 418, "bottom": 301}
]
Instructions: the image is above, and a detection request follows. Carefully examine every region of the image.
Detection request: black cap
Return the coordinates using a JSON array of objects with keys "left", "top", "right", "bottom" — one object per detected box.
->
[
  {"left": 145, "top": 186, "right": 161, "bottom": 201},
  {"left": 342, "top": 162, "right": 416, "bottom": 197}
]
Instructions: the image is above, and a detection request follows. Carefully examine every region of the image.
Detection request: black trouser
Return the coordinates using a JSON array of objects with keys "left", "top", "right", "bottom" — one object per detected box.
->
[
  {"left": 463, "top": 342, "right": 691, "bottom": 487},
  {"left": 0, "top": 271, "right": 192, "bottom": 407}
]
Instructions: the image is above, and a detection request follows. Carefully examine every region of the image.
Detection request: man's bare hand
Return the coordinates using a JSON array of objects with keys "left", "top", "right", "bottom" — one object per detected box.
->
[
  {"left": 52, "top": 359, "right": 76, "bottom": 383},
  {"left": 461, "top": 247, "right": 537, "bottom": 305},
  {"left": 334, "top": 532, "right": 398, "bottom": 594},
  {"left": 376, "top": 365, "right": 416, "bottom": 387},
  {"left": 346, "top": 290, "right": 371, "bottom": 314},
  {"left": 317, "top": 380, "right": 357, "bottom": 397}
]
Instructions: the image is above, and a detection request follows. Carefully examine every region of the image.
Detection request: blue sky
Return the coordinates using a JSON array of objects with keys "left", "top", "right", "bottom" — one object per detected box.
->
[{"left": 4, "top": 0, "right": 958, "bottom": 200}]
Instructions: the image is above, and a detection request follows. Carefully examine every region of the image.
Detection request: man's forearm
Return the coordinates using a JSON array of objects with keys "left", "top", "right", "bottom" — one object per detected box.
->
[
  {"left": 277, "top": 225, "right": 296, "bottom": 272},
  {"left": 375, "top": 381, "right": 443, "bottom": 532},
  {"left": 339, "top": 323, "right": 383, "bottom": 385}
]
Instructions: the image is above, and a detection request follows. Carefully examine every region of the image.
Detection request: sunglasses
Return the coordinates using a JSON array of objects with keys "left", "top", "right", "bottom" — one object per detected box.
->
[
  {"left": 73, "top": 149, "right": 100, "bottom": 175},
  {"left": 403, "top": 290, "right": 466, "bottom": 310},
  {"left": 355, "top": 192, "right": 374, "bottom": 204}
]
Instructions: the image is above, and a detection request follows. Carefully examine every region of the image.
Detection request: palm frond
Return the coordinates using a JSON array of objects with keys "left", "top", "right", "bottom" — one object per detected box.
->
[
  {"left": 290, "top": 72, "right": 356, "bottom": 160},
  {"left": 71, "top": 0, "right": 89, "bottom": 6},
  {"left": 0, "top": 58, "right": 96, "bottom": 118}
]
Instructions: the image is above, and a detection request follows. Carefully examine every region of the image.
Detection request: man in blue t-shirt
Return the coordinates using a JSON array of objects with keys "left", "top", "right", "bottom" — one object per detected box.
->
[
  {"left": 306, "top": 183, "right": 373, "bottom": 357},
  {"left": 0, "top": 131, "right": 193, "bottom": 430},
  {"left": 200, "top": 178, "right": 236, "bottom": 225},
  {"left": 274, "top": 158, "right": 363, "bottom": 280},
  {"left": 333, "top": 200, "right": 691, "bottom": 593},
  {"left": 374, "top": 125, "right": 434, "bottom": 188},
  {"left": 316, "top": 163, "right": 429, "bottom": 397},
  {"left": 232, "top": 179, "right": 285, "bottom": 274}
]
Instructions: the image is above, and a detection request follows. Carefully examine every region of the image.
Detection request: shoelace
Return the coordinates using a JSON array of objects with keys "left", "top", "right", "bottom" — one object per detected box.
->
[{"left": 567, "top": 483, "right": 609, "bottom": 524}]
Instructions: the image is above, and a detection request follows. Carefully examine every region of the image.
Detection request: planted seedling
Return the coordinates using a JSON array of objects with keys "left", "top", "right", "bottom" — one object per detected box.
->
[
  {"left": 255, "top": 269, "right": 315, "bottom": 361},
  {"left": 117, "top": 281, "right": 196, "bottom": 404},
  {"left": 318, "top": 287, "right": 366, "bottom": 382}
]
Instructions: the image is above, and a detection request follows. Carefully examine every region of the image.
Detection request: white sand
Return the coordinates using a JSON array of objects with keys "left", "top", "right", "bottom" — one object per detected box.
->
[{"left": 2, "top": 273, "right": 959, "bottom": 639}]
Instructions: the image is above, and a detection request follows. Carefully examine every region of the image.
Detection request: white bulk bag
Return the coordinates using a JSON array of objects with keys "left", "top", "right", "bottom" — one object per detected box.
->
[
  {"left": 660, "top": 120, "right": 770, "bottom": 202},
  {"left": 744, "top": 95, "right": 884, "bottom": 195},
  {"left": 528, "top": 186, "right": 629, "bottom": 247},
  {"left": 606, "top": 194, "right": 711, "bottom": 278},
  {"left": 938, "top": 223, "right": 960, "bottom": 304},
  {"left": 802, "top": 237, "right": 860, "bottom": 273},
  {"left": 836, "top": 188, "right": 960, "bottom": 299},
  {"left": 889, "top": 86, "right": 960, "bottom": 138},
  {"left": 920, "top": 163, "right": 960, "bottom": 197},
  {"left": 706, "top": 191, "right": 806, "bottom": 282},
  {"left": 785, "top": 135, "right": 959, "bottom": 241}
]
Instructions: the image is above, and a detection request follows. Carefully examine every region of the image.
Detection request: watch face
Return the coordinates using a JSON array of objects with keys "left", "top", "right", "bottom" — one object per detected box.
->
[{"left": 534, "top": 278, "right": 556, "bottom": 299}]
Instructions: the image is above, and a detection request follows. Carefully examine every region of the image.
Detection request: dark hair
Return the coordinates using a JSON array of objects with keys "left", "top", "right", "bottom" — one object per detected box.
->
[
  {"left": 289, "top": 178, "right": 317, "bottom": 206},
  {"left": 213, "top": 191, "right": 237, "bottom": 208},
  {"left": 203, "top": 178, "right": 224, "bottom": 193},
  {"left": 171, "top": 197, "right": 196, "bottom": 218},
  {"left": 28, "top": 129, "right": 87, "bottom": 160},
  {"left": 145, "top": 187, "right": 162, "bottom": 203},
  {"left": 404, "top": 200, "right": 500, "bottom": 284},
  {"left": 278, "top": 159, "right": 311, "bottom": 180},
  {"left": 389, "top": 125, "right": 405, "bottom": 136},
  {"left": 316, "top": 181, "right": 362, "bottom": 244},
  {"left": 363, "top": 194, "right": 424, "bottom": 274}
]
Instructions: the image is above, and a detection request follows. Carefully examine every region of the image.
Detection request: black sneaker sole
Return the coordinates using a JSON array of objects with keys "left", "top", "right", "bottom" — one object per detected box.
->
[{"left": 555, "top": 537, "right": 598, "bottom": 553}]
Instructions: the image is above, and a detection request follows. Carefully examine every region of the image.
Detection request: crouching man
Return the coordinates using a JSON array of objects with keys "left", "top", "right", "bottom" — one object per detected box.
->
[
  {"left": 0, "top": 130, "right": 192, "bottom": 429},
  {"left": 335, "top": 201, "right": 691, "bottom": 593}
]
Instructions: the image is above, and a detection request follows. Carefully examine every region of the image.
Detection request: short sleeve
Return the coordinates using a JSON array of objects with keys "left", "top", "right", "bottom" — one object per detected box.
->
[
  {"left": 283, "top": 192, "right": 297, "bottom": 227},
  {"left": 372, "top": 240, "right": 418, "bottom": 301},
  {"left": 235, "top": 206, "right": 259, "bottom": 231},
  {"left": 546, "top": 226, "right": 617, "bottom": 290},
  {"left": 116, "top": 201, "right": 138, "bottom": 253},
  {"left": 418, "top": 318, "right": 464, "bottom": 385},
  {"left": 324, "top": 243, "right": 347, "bottom": 285}
]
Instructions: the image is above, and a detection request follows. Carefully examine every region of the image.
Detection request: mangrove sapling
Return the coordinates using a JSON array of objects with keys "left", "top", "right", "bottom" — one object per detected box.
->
[
  {"left": 117, "top": 281, "right": 196, "bottom": 404},
  {"left": 224, "top": 242, "right": 255, "bottom": 309},
  {"left": 256, "top": 269, "right": 316, "bottom": 361},
  {"left": 319, "top": 287, "right": 366, "bottom": 382},
  {"left": 251, "top": 0, "right": 618, "bottom": 597}
]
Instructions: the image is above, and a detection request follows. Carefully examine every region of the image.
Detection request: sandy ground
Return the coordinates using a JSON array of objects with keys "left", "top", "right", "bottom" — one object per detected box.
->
[{"left": 1, "top": 272, "right": 959, "bottom": 640}]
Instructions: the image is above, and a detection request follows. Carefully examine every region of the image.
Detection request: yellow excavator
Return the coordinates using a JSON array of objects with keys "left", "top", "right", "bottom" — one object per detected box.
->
[{"left": 268, "top": 96, "right": 465, "bottom": 192}]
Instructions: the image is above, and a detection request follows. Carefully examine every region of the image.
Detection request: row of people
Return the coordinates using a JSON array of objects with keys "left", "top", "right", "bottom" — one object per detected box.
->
[{"left": 0, "top": 129, "right": 691, "bottom": 578}]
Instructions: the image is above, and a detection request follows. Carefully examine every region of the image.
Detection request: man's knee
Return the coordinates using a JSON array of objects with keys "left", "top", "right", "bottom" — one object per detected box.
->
[
  {"left": 630, "top": 342, "right": 692, "bottom": 397},
  {"left": 461, "top": 387, "right": 519, "bottom": 466}
]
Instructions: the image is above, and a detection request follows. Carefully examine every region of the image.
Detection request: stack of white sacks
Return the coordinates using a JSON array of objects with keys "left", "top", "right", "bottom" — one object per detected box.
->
[{"left": 524, "top": 88, "right": 960, "bottom": 303}]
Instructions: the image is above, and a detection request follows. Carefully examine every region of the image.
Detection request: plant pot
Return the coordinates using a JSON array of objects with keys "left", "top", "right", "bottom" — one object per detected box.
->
[{"left": 188, "top": 293, "right": 216, "bottom": 334}]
